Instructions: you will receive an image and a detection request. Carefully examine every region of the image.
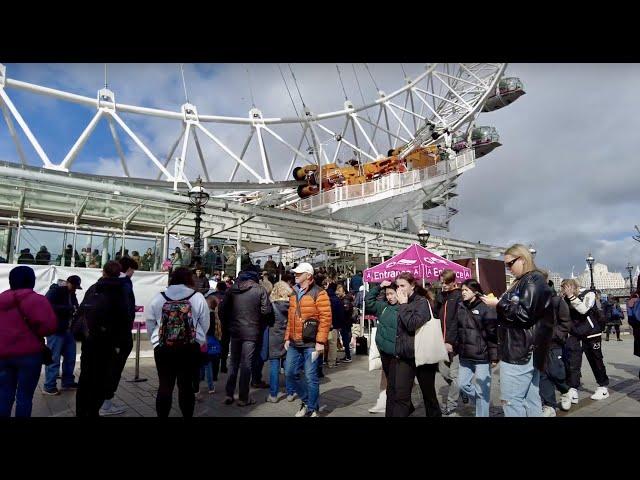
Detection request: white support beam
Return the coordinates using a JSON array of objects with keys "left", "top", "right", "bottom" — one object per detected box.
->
[
  {"left": 356, "top": 113, "right": 409, "bottom": 145},
  {"left": 191, "top": 127, "right": 210, "bottom": 182},
  {"left": 315, "top": 123, "right": 376, "bottom": 162},
  {"left": 229, "top": 128, "right": 255, "bottom": 182},
  {"left": 0, "top": 88, "right": 53, "bottom": 168},
  {"left": 109, "top": 111, "right": 174, "bottom": 180},
  {"left": 156, "top": 125, "right": 186, "bottom": 180},
  {"left": 176, "top": 122, "right": 192, "bottom": 190},
  {"left": 384, "top": 102, "right": 415, "bottom": 139},
  {"left": 350, "top": 113, "right": 379, "bottom": 157},
  {"left": 284, "top": 125, "right": 309, "bottom": 180},
  {"left": 255, "top": 126, "right": 274, "bottom": 182},
  {"left": 386, "top": 100, "right": 426, "bottom": 122},
  {"left": 331, "top": 117, "right": 350, "bottom": 164},
  {"left": 196, "top": 123, "right": 265, "bottom": 183},
  {"left": 0, "top": 97, "right": 28, "bottom": 166},
  {"left": 411, "top": 88, "right": 447, "bottom": 126},
  {"left": 262, "top": 125, "right": 308, "bottom": 163},
  {"left": 107, "top": 115, "right": 130, "bottom": 177},
  {"left": 59, "top": 109, "right": 104, "bottom": 170}
]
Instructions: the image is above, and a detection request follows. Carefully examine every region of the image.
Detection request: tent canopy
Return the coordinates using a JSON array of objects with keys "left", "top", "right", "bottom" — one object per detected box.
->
[{"left": 363, "top": 243, "right": 472, "bottom": 283}]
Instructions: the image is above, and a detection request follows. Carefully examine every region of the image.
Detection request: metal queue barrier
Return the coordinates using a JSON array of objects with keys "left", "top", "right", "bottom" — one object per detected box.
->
[{"left": 126, "top": 306, "right": 148, "bottom": 383}]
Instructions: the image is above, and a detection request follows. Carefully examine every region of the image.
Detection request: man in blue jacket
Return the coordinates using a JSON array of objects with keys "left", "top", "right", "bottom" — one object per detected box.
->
[{"left": 43, "top": 275, "right": 82, "bottom": 395}]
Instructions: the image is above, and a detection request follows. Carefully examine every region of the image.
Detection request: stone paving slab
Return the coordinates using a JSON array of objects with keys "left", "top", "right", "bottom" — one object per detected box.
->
[{"left": 25, "top": 336, "right": 640, "bottom": 417}]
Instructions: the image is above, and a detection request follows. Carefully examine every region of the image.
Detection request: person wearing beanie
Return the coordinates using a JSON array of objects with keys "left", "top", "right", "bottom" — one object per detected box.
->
[{"left": 0, "top": 266, "right": 57, "bottom": 417}]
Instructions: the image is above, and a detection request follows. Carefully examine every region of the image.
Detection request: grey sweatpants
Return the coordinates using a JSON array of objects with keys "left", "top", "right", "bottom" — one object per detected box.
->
[{"left": 438, "top": 354, "right": 460, "bottom": 410}]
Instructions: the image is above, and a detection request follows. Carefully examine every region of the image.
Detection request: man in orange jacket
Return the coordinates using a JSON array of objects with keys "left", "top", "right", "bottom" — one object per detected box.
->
[{"left": 284, "top": 263, "right": 332, "bottom": 417}]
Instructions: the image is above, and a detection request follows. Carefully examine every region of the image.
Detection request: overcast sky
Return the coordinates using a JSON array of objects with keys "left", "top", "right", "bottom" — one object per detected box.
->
[{"left": 1, "top": 63, "right": 638, "bottom": 277}]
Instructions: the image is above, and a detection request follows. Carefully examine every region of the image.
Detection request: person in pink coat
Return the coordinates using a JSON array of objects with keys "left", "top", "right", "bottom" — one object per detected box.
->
[{"left": 0, "top": 266, "right": 57, "bottom": 417}]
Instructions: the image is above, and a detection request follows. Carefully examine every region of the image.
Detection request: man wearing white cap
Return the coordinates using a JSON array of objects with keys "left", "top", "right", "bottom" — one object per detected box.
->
[{"left": 284, "top": 263, "right": 332, "bottom": 417}]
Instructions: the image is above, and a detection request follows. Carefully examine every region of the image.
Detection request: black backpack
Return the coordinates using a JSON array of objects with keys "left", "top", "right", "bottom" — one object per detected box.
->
[{"left": 75, "top": 286, "right": 111, "bottom": 341}]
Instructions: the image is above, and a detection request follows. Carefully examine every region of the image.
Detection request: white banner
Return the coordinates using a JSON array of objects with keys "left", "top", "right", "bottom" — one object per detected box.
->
[{"left": 0, "top": 264, "right": 168, "bottom": 313}]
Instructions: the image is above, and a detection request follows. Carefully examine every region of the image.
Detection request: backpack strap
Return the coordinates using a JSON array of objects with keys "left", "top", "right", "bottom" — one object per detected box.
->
[{"left": 161, "top": 291, "right": 197, "bottom": 302}]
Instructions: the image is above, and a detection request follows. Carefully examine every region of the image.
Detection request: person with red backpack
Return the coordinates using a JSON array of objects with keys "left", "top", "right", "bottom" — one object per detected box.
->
[{"left": 146, "top": 267, "right": 209, "bottom": 417}]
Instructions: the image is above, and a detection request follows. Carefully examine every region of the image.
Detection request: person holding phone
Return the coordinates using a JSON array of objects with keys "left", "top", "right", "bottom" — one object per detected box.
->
[
  {"left": 389, "top": 272, "right": 440, "bottom": 417},
  {"left": 457, "top": 279, "right": 498, "bottom": 417},
  {"left": 481, "top": 244, "right": 554, "bottom": 417}
]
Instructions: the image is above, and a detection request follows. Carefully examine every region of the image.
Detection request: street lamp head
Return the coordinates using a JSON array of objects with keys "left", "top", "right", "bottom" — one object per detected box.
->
[
  {"left": 417, "top": 225, "right": 430, "bottom": 247},
  {"left": 528, "top": 246, "right": 537, "bottom": 258},
  {"left": 586, "top": 253, "right": 595, "bottom": 268},
  {"left": 188, "top": 176, "right": 210, "bottom": 207}
]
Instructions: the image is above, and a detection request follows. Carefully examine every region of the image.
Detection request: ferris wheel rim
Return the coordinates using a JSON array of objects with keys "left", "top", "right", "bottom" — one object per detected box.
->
[{"left": 3, "top": 63, "right": 503, "bottom": 126}]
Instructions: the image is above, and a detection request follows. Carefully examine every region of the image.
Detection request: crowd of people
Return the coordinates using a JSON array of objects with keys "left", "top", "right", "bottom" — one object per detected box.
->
[{"left": 1, "top": 242, "right": 639, "bottom": 418}]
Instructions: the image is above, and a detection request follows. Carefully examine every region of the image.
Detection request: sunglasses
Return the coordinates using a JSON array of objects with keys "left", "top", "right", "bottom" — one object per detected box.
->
[{"left": 505, "top": 257, "right": 521, "bottom": 268}]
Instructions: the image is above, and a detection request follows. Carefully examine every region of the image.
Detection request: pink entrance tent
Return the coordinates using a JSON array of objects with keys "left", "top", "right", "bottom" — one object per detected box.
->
[{"left": 363, "top": 243, "right": 472, "bottom": 283}]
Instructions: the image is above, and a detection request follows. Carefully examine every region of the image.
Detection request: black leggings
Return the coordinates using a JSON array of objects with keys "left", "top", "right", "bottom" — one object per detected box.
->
[
  {"left": 387, "top": 356, "right": 441, "bottom": 417},
  {"left": 154, "top": 344, "right": 200, "bottom": 417}
]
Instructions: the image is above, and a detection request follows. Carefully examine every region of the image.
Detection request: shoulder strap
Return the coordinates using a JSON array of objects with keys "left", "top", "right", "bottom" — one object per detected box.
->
[{"left": 161, "top": 291, "right": 196, "bottom": 302}]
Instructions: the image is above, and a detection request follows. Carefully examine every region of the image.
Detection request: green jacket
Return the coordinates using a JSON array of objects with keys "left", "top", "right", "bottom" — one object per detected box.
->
[{"left": 365, "top": 285, "right": 399, "bottom": 356}]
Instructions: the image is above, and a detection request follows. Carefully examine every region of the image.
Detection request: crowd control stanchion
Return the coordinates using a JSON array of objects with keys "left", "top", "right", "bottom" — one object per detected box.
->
[{"left": 127, "top": 319, "right": 147, "bottom": 383}]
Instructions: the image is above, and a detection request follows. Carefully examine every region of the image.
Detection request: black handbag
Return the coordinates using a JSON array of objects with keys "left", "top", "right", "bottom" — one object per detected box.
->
[{"left": 302, "top": 319, "right": 319, "bottom": 343}]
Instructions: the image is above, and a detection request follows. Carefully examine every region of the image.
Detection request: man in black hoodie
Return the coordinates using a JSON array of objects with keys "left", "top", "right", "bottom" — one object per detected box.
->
[
  {"left": 537, "top": 280, "right": 572, "bottom": 416},
  {"left": 76, "top": 261, "right": 129, "bottom": 417},
  {"left": 437, "top": 269, "right": 462, "bottom": 416},
  {"left": 98, "top": 257, "right": 137, "bottom": 416},
  {"left": 219, "top": 270, "right": 272, "bottom": 405}
]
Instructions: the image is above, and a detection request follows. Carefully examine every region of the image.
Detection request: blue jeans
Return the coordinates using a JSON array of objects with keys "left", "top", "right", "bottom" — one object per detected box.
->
[
  {"left": 269, "top": 358, "right": 296, "bottom": 398},
  {"left": 340, "top": 327, "right": 352, "bottom": 360},
  {"left": 44, "top": 332, "right": 76, "bottom": 390},
  {"left": 0, "top": 352, "right": 43, "bottom": 417},
  {"left": 285, "top": 346, "right": 320, "bottom": 413},
  {"left": 458, "top": 358, "right": 492, "bottom": 417},
  {"left": 499, "top": 357, "right": 542, "bottom": 417}
]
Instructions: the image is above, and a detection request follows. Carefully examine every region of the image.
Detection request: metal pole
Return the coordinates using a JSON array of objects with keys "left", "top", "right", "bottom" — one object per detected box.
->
[
  {"left": 71, "top": 226, "right": 77, "bottom": 267},
  {"left": 475, "top": 253, "right": 480, "bottom": 282},
  {"left": 589, "top": 265, "right": 595, "bottom": 291},
  {"left": 121, "top": 221, "right": 126, "bottom": 257},
  {"left": 193, "top": 203, "right": 202, "bottom": 267},
  {"left": 162, "top": 226, "right": 169, "bottom": 267},
  {"left": 236, "top": 223, "right": 242, "bottom": 276},
  {"left": 15, "top": 223, "right": 22, "bottom": 264},
  {"left": 126, "top": 322, "right": 147, "bottom": 383}
]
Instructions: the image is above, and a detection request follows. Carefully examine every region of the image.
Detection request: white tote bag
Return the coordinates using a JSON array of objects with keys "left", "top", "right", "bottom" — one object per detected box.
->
[
  {"left": 414, "top": 300, "right": 449, "bottom": 366},
  {"left": 368, "top": 327, "right": 382, "bottom": 371}
]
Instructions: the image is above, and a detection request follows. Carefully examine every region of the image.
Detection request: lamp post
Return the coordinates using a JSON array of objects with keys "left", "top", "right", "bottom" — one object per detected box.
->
[
  {"left": 188, "top": 176, "right": 210, "bottom": 268},
  {"left": 417, "top": 225, "right": 430, "bottom": 247},
  {"left": 586, "top": 252, "right": 595, "bottom": 291},
  {"left": 627, "top": 262, "right": 634, "bottom": 295}
]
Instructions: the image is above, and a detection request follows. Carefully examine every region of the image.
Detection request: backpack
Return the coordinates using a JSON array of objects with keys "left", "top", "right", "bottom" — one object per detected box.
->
[
  {"left": 75, "top": 286, "right": 111, "bottom": 341},
  {"left": 158, "top": 292, "right": 197, "bottom": 348}
]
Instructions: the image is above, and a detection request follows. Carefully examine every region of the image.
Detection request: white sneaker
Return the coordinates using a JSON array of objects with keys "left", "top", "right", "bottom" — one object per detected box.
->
[
  {"left": 295, "top": 403, "right": 308, "bottom": 417},
  {"left": 590, "top": 386, "right": 609, "bottom": 400},
  {"left": 99, "top": 404, "right": 127, "bottom": 416},
  {"left": 368, "top": 391, "right": 386, "bottom": 414},
  {"left": 568, "top": 388, "right": 579, "bottom": 404},
  {"left": 559, "top": 393, "right": 572, "bottom": 411},
  {"left": 542, "top": 406, "right": 557, "bottom": 417}
]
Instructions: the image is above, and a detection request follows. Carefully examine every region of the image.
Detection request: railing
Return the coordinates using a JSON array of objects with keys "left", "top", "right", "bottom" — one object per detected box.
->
[{"left": 295, "top": 149, "right": 475, "bottom": 213}]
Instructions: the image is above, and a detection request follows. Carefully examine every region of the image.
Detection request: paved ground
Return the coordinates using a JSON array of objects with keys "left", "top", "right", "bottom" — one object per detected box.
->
[{"left": 30, "top": 332, "right": 640, "bottom": 417}]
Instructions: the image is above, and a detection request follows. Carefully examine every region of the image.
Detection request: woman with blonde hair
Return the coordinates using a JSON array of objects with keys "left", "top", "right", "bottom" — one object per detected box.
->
[
  {"left": 266, "top": 281, "right": 295, "bottom": 403},
  {"left": 481, "top": 243, "right": 554, "bottom": 417}
]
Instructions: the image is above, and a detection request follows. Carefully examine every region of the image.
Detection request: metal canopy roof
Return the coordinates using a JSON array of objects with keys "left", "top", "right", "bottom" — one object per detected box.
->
[{"left": 0, "top": 161, "right": 505, "bottom": 259}]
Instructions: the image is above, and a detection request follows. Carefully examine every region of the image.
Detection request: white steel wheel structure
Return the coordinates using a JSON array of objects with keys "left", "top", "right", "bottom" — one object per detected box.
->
[{"left": 0, "top": 63, "right": 506, "bottom": 232}]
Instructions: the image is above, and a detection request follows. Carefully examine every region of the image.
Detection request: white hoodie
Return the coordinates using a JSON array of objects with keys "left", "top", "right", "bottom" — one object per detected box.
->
[{"left": 146, "top": 284, "right": 210, "bottom": 348}]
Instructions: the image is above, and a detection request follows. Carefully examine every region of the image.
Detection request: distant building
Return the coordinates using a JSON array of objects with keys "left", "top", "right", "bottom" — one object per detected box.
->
[
  {"left": 547, "top": 271, "right": 564, "bottom": 292},
  {"left": 577, "top": 263, "right": 625, "bottom": 290}
]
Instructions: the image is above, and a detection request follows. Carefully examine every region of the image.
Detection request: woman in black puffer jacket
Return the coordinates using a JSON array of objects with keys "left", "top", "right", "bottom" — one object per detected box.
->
[
  {"left": 390, "top": 272, "right": 441, "bottom": 417},
  {"left": 457, "top": 279, "right": 497, "bottom": 417},
  {"left": 481, "top": 244, "right": 554, "bottom": 418},
  {"left": 266, "top": 281, "right": 295, "bottom": 403}
]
